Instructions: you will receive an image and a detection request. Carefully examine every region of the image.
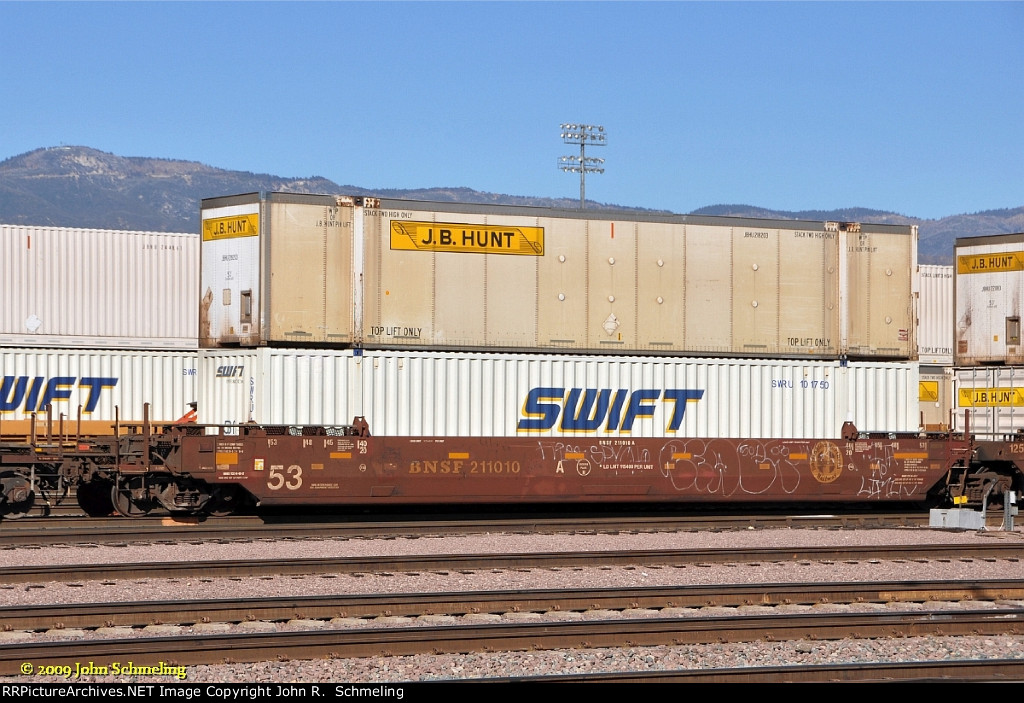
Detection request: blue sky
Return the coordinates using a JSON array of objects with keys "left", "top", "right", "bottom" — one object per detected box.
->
[{"left": 2, "top": 1, "right": 1022, "bottom": 220}]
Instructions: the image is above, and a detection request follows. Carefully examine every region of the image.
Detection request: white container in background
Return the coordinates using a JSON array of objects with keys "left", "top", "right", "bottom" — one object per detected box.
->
[
  {"left": 917, "top": 265, "right": 953, "bottom": 366},
  {"left": 1, "top": 224, "right": 199, "bottom": 350}
]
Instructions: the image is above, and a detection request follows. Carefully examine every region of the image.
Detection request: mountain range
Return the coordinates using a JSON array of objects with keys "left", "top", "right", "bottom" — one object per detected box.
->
[{"left": 3, "top": 145, "right": 1022, "bottom": 265}]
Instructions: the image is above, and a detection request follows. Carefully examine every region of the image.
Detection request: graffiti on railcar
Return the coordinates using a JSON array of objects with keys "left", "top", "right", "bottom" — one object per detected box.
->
[
  {"left": 850, "top": 440, "right": 929, "bottom": 500},
  {"left": 536, "top": 440, "right": 655, "bottom": 476},
  {"left": 657, "top": 438, "right": 804, "bottom": 497},
  {"left": 531, "top": 437, "right": 810, "bottom": 497}
]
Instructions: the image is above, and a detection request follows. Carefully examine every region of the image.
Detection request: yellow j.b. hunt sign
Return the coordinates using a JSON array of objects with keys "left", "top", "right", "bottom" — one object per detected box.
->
[
  {"left": 391, "top": 221, "right": 544, "bottom": 256},
  {"left": 957, "top": 251, "right": 1024, "bottom": 274},
  {"left": 203, "top": 214, "right": 259, "bottom": 241},
  {"left": 958, "top": 387, "right": 1024, "bottom": 407}
]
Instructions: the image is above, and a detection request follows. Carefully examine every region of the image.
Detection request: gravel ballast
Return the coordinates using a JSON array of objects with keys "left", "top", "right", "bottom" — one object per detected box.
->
[{"left": 3, "top": 525, "right": 1024, "bottom": 682}]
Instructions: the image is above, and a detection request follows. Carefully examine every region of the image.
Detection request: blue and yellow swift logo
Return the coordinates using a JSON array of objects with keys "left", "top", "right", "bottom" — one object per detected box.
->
[{"left": 517, "top": 387, "right": 705, "bottom": 433}]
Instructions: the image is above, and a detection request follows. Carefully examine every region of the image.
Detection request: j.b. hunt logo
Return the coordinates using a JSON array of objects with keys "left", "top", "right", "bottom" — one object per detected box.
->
[{"left": 517, "top": 387, "right": 705, "bottom": 433}]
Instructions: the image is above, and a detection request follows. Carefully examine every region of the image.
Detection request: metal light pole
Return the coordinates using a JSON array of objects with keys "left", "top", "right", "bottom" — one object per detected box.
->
[{"left": 558, "top": 123, "right": 606, "bottom": 209}]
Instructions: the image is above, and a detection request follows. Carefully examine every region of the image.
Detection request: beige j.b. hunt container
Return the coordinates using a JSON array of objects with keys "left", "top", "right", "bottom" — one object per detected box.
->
[{"left": 200, "top": 192, "right": 917, "bottom": 360}]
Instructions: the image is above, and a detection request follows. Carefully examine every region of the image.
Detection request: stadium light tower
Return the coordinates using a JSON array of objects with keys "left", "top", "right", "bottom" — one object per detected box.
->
[{"left": 558, "top": 123, "right": 606, "bottom": 209}]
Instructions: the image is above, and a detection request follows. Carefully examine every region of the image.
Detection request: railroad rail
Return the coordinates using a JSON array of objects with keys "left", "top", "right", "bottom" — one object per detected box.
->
[
  {"left": 0, "top": 511, "right": 943, "bottom": 547},
  {"left": 2, "top": 544, "right": 1022, "bottom": 585},
  {"left": 5, "top": 579, "right": 1024, "bottom": 631}
]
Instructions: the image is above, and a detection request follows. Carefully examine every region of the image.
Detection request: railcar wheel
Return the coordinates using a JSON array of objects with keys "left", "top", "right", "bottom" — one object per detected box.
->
[
  {"left": 207, "top": 485, "right": 242, "bottom": 517},
  {"left": 111, "top": 478, "right": 154, "bottom": 518},
  {"left": 76, "top": 480, "right": 114, "bottom": 517},
  {"left": 0, "top": 472, "right": 35, "bottom": 520}
]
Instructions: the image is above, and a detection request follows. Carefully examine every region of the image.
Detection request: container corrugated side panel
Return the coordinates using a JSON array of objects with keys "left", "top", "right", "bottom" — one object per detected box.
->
[
  {"left": 842, "top": 362, "right": 918, "bottom": 433},
  {"left": 264, "top": 350, "right": 358, "bottom": 426},
  {"left": 953, "top": 366, "right": 1024, "bottom": 437},
  {"left": 197, "top": 348, "right": 360, "bottom": 427},
  {"left": 0, "top": 348, "right": 197, "bottom": 427},
  {"left": 917, "top": 265, "right": 954, "bottom": 366},
  {"left": 1, "top": 225, "right": 199, "bottom": 349}
]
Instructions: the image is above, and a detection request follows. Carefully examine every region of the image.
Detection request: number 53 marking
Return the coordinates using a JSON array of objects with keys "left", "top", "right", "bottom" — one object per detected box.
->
[{"left": 268, "top": 464, "right": 303, "bottom": 490}]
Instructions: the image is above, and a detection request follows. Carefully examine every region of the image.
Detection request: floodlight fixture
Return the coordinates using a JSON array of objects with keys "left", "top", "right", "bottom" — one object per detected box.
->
[{"left": 559, "top": 123, "right": 606, "bottom": 209}]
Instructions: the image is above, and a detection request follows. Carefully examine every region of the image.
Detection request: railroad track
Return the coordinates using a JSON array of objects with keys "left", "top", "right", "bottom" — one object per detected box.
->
[
  {"left": 6, "top": 539, "right": 1024, "bottom": 682},
  {"left": 5, "top": 607, "right": 1024, "bottom": 678},
  {"left": 2, "top": 543, "right": 1021, "bottom": 584},
  {"left": 5, "top": 579, "right": 1024, "bottom": 631},
  {"left": 6, "top": 518, "right": 1022, "bottom": 682},
  {"left": 0, "top": 511, "right": 935, "bottom": 547}
]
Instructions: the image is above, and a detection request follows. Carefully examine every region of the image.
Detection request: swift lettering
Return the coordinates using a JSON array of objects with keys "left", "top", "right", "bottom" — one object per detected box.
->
[
  {"left": 517, "top": 387, "right": 704, "bottom": 433},
  {"left": 0, "top": 376, "right": 117, "bottom": 413}
]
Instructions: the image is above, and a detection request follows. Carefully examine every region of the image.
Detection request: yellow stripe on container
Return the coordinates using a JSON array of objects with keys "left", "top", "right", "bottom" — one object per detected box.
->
[
  {"left": 202, "top": 214, "right": 259, "bottom": 241},
  {"left": 957, "top": 251, "right": 1024, "bottom": 274},
  {"left": 958, "top": 387, "right": 1024, "bottom": 407},
  {"left": 391, "top": 221, "right": 544, "bottom": 256}
]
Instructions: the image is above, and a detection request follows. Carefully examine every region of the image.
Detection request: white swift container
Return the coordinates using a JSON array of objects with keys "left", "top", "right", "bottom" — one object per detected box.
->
[
  {"left": 0, "top": 348, "right": 198, "bottom": 434},
  {"left": 198, "top": 349, "right": 918, "bottom": 438}
]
